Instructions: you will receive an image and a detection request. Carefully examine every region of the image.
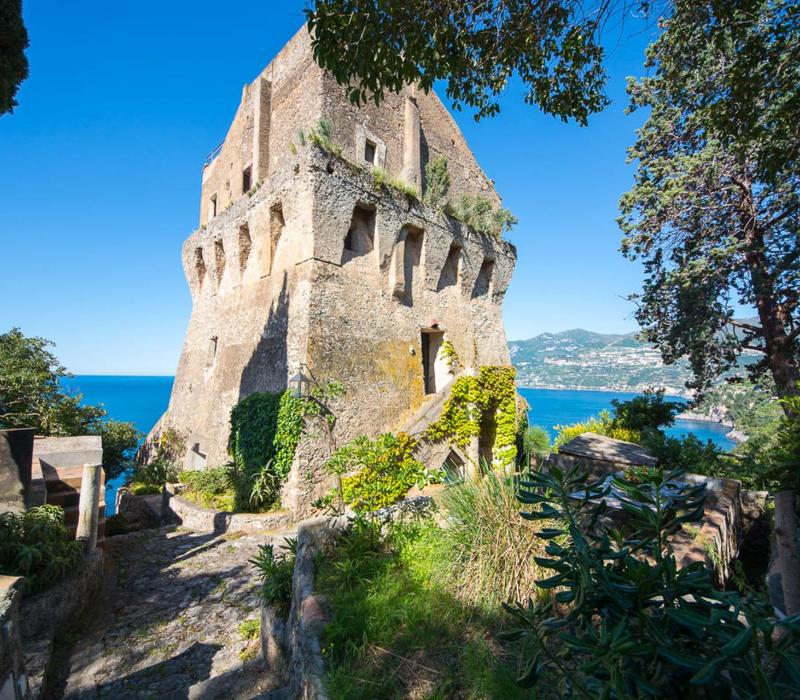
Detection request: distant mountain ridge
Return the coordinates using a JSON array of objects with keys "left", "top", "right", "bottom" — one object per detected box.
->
[{"left": 509, "top": 329, "right": 694, "bottom": 395}]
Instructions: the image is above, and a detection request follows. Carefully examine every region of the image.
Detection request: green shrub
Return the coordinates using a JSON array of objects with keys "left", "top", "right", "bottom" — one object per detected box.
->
[
  {"left": 129, "top": 427, "right": 184, "bottom": 490},
  {"left": 129, "top": 482, "right": 163, "bottom": 496},
  {"left": 249, "top": 538, "right": 296, "bottom": 614},
  {"left": 371, "top": 166, "right": 418, "bottom": 198},
  {"left": 423, "top": 155, "right": 450, "bottom": 208},
  {"left": 324, "top": 432, "right": 437, "bottom": 512},
  {"left": 611, "top": 388, "right": 684, "bottom": 432},
  {"left": 447, "top": 194, "right": 517, "bottom": 238},
  {"left": 505, "top": 463, "right": 800, "bottom": 697},
  {"left": 553, "top": 409, "right": 641, "bottom": 449},
  {"left": 307, "top": 118, "right": 342, "bottom": 156},
  {"left": 0, "top": 505, "right": 84, "bottom": 594},
  {"left": 238, "top": 618, "right": 260, "bottom": 640},
  {"left": 521, "top": 425, "right": 551, "bottom": 465},
  {"left": 439, "top": 469, "right": 550, "bottom": 608},
  {"left": 179, "top": 467, "right": 236, "bottom": 511}
]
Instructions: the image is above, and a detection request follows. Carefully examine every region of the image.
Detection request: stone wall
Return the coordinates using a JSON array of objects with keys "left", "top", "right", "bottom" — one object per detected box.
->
[
  {"left": 0, "top": 429, "right": 35, "bottom": 515},
  {"left": 0, "top": 577, "right": 29, "bottom": 700},
  {"left": 161, "top": 484, "right": 293, "bottom": 534}
]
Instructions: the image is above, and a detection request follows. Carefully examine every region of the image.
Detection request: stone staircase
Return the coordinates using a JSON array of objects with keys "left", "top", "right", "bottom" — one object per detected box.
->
[
  {"left": 398, "top": 374, "right": 469, "bottom": 477},
  {"left": 399, "top": 375, "right": 457, "bottom": 437},
  {"left": 32, "top": 436, "right": 107, "bottom": 545}
]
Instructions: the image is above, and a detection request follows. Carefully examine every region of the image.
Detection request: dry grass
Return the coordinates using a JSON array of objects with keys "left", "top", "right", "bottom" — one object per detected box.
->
[{"left": 439, "top": 469, "right": 551, "bottom": 608}]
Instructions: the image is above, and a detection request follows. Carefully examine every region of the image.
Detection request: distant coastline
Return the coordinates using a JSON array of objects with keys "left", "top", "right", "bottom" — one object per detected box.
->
[
  {"left": 517, "top": 384, "right": 743, "bottom": 444},
  {"left": 516, "top": 383, "right": 694, "bottom": 400}
]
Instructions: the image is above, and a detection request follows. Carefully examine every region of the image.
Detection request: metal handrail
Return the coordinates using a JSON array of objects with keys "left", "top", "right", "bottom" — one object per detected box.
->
[{"left": 203, "top": 141, "right": 224, "bottom": 169}]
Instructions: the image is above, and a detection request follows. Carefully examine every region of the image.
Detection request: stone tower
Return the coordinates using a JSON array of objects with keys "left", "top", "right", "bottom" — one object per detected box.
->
[{"left": 157, "top": 27, "right": 517, "bottom": 513}]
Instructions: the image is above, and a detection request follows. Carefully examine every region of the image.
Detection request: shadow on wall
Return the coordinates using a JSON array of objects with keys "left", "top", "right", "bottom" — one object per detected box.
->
[{"left": 238, "top": 271, "right": 291, "bottom": 401}]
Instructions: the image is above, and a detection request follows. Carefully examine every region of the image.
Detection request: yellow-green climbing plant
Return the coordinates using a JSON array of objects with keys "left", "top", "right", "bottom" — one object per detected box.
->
[{"left": 424, "top": 365, "right": 518, "bottom": 469}]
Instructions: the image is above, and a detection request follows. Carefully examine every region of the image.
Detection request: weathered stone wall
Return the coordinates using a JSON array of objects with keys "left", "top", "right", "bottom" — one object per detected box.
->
[
  {"left": 322, "top": 75, "right": 500, "bottom": 206},
  {"left": 161, "top": 484, "right": 292, "bottom": 534},
  {"left": 200, "top": 28, "right": 324, "bottom": 226},
  {"left": 157, "top": 27, "right": 517, "bottom": 516},
  {"left": 0, "top": 577, "right": 29, "bottom": 700}
]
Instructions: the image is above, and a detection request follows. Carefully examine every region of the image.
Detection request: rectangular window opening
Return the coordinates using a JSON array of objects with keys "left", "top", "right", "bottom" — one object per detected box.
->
[
  {"left": 364, "top": 140, "right": 376, "bottom": 164},
  {"left": 210, "top": 194, "right": 218, "bottom": 219},
  {"left": 242, "top": 166, "right": 252, "bottom": 194}
]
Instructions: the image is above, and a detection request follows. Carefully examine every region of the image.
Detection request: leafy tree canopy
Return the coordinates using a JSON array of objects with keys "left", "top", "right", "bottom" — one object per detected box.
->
[
  {"left": 305, "top": 0, "right": 633, "bottom": 123},
  {"left": 619, "top": 0, "right": 800, "bottom": 400},
  {"left": 0, "top": 328, "right": 140, "bottom": 478},
  {"left": 0, "top": 0, "right": 29, "bottom": 116}
]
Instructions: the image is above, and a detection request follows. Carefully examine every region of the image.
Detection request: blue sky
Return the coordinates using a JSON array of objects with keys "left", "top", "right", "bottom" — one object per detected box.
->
[{"left": 1, "top": 2, "right": 658, "bottom": 375}]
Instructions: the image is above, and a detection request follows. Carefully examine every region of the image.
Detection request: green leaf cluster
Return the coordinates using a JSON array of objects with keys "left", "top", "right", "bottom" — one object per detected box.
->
[
  {"left": 249, "top": 537, "right": 297, "bottom": 615},
  {"left": 0, "top": 505, "right": 83, "bottom": 595},
  {"left": 422, "top": 155, "right": 450, "bottom": 208},
  {"left": 130, "top": 426, "right": 185, "bottom": 491},
  {"left": 371, "top": 166, "right": 419, "bottom": 199},
  {"left": 505, "top": 463, "right": 800, "bottom": 697},
  {"left": 425, "top": 366, "right": 519, "bottom": 469},
  {"left": 306, "top": 0, "right": 613, "bottom": 123},
  {"left": 178, "top": 467, "right": 237, "bottom": 511},
  {"left": 324, "top": 432, "right": 436, "bottom": 513},
  {"left": 0, "top": 0, "right": 29, "bottom": 116},
  {"left": 439, "top": 339, "right": 459, "bottom": 368},
  {"left": 446, "top": 194, "right": 517, "bottom": 239}
]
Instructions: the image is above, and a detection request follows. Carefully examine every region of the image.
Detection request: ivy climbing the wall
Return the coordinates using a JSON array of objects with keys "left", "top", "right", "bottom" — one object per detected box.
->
[
  {"left": 424, "top": 366, "right": 518, "bottom": 470},
  {"left": 228, "top": 390, "right": 307, "bottom": 510}
]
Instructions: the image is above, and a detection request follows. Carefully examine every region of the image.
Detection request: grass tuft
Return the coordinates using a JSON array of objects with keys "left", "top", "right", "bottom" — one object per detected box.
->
[{"left": 318, "top": 515, "right": 536, "bottom": 699}]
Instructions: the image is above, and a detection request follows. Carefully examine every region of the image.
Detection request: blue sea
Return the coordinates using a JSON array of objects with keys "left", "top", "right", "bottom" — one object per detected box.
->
[
  {"left": 518, "top": 387, "right": 734, "bottom": 449},
  {"left": 61, "top": 375, "right": 174, "bottom": 514},
  {"left": 60, "top": 377, "right": 733, "bottom": 512}
]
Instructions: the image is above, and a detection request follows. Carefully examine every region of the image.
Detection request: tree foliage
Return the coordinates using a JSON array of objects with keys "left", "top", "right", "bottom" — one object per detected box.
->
[
  {"left": 611, "top": 388, "right": 683, "bottom": 432},
  {"left": 0, "top": 328, "right": 140, "bottom": 478},
  {"left": 0, "top": 0, "right": 29, "bottom": 115},
  {"left": 305, "top": 0, "right": 627, "bottom": 123},
  {"left": 619, "top": 0, "right": 800, "bottom": 404}
]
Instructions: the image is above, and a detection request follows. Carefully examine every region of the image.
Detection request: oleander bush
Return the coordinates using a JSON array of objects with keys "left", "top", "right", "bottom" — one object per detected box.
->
[
  {"left": 503, "top": 463, "right": 800, "bottom": 697},
  {"left": 0, "top": 505, "right": 83, "bottom": 595}
]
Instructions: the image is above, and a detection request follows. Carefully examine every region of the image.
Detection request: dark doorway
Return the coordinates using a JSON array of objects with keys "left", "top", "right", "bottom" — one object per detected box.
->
[{"left": 421, "top": 329, "right": 444, "bottom": 394}]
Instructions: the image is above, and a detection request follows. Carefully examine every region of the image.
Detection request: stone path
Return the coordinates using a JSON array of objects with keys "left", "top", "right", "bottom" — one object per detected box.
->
[{"left": 48, "top": 525, "right": 293, "bottom": 699}]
